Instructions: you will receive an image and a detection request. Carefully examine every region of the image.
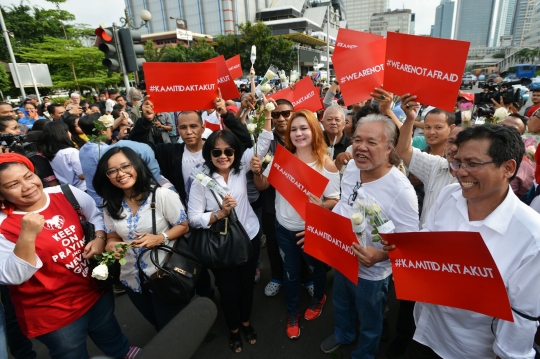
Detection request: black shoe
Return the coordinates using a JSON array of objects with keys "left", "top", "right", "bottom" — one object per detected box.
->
[
  {"left": 229, "top": 331, "right": 243, "bottom": 353},
  {"left": 241, "top": 324, "right": 257, "bottom": 344}
]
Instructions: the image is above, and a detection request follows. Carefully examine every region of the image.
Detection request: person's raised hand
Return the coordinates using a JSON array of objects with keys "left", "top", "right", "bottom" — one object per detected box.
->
[
  {"left": 371, "top": 87, "right": 394, "bottom": 115},
  {"left": 20, "top": 212, "right": 45, "bottom": 237},
  {"left": 400, "top": 94, "right": 420, "bottom": 119},
  {"left": 214, "top": 88, "right": 227, "bottom": 115}
]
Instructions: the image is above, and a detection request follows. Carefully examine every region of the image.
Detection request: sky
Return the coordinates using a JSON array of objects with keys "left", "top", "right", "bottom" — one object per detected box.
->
[{"left": 0, "top": 0, "right": 438, "bottom": 35}]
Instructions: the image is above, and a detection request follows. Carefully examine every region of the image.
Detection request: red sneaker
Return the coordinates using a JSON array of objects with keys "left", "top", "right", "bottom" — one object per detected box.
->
[
  {"left": 286, "top": 314, "right": 301, "bottom": 339},
  {"left": 304, "top": 294, "right": 326, "bottom": 320}
]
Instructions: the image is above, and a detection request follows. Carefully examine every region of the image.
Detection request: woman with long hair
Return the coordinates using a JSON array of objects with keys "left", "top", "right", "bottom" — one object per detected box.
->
[
  {"left": 41, "top": 121, "right": 86, "bottom": 191},
  {"left": 93, "top": 147, "right": 189, "bottom": 331},
  {"left": 0, "top": 153, "right": 137, "bottom": 359},
  {"left": 187, "top": 102, "right": 273, "bottom": 353},
  {"left": 63, "top": 114, "right": 88, "bottom": 149},
  {"left": 252, "top": 109, "right": 340, "bottom": 339}
]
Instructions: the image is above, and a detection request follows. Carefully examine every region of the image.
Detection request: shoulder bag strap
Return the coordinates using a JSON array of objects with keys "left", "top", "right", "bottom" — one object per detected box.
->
[
  {"left": 60, "top": 184, "right": 84, "bottom": 220},
  {"left": 150, "top": 186, "right": 158, "bottom": 235}
]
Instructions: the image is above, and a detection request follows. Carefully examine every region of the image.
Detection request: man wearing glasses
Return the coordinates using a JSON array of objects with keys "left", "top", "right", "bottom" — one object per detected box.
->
[
  {"left": 387, "top": 125, "right": 540, "bottom": 359},
  {"left": 320, "top": 114, "right": 418, "bottom": 358},
  {"left": 321, "top": 105, "right": 351, "bottom": 161}
]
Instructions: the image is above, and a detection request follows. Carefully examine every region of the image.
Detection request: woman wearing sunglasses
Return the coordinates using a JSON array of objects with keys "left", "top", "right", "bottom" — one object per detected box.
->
[
  {"left": 251, "top": 109, "right": 340, "bottom": 339},
  {"left": 93, "top": 147, "right": 189, "bottom": 332},
  {"left": 187, "top": 107, "right": 273, "bottom": 353}
]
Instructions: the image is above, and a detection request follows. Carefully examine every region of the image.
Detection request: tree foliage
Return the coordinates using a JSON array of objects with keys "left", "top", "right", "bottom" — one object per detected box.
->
[{"left": 143, "top": 38, "right": 218, "bottom": 63}]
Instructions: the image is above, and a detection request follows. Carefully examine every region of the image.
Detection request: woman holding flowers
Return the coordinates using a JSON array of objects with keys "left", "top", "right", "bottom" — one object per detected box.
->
[
  {"left": 187, "top": 96, "right": 273, "bottom": 353},
  {"left": 251, "top": 109, "right": 340, "bottom": 339},
  {"left": 93, "top": 146, "right": 189, "bottom": 332},
  {"left": 0, "top": 153, "right": 135, "bottom": 359}
]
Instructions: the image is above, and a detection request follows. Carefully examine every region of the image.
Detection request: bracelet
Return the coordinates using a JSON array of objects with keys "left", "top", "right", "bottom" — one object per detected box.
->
[{"left": 94, "top": 235, "right": 106, "bottom": 242}]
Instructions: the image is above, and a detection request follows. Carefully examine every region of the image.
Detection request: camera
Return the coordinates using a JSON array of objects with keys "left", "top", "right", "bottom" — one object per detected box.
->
[
  {"left": 476, "top": 105, "right": 495, "bottom": 118},
  {"left": 0, "top": 134, "right": 38, "bottom": 157}
]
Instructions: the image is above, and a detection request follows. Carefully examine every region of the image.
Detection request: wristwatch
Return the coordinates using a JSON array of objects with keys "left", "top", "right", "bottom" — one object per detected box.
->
[
  {"left": 161, "top": 232, "right": 170, "bottom": 245},
  {"left": 213, "top": 212, "right": 219, "bottom": 221}
]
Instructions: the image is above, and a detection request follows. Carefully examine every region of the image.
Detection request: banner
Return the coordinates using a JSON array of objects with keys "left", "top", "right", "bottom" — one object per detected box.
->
[
  {"left": 383, "top": 32, "right": 470, "bottom": 112},
  {"left": 142, "top": 62, "right": 217, "bottom": 112},
  {"left": 381, "top": 231, "right": 513, "bottom": 321},
  {"left": 290, "top": 77, "right": 323, "bottom": 112},
  {"left": 304, "top": 202, "right": 359, "bottom": 284},
  {"left": 204, "top": 55, "right": 240, "bottom": 101},
  {"left": 333, "top": 28, "right": 383, "bottom": 55},
  {"left": 225, "top": 55, "right": 243, "bottom": 79},
  {"left": 267, "top": 144, "right": 329, "bottom": 220},
  {"left": 333, "top": 38, "right": 386, "bottom": 106},
  {"left": 267, "top": 87, "right": 294, "bottom": 103}
]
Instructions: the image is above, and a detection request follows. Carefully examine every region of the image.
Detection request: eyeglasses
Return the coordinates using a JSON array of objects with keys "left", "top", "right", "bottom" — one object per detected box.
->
[
  {"left": 106, "top": 163, "right": 133, "bottom": 178},
  {"left": 348, "top": 181, "right": 363, "bottom": 206},
  {"left": 448, "top": 161, "right": 496, "bottom": 172},
  {"left": 270, "top": 110, "right": 292, "bottom": 120},
  {"left": 211, "top": 148, "right": 235, "bottom": 157}
]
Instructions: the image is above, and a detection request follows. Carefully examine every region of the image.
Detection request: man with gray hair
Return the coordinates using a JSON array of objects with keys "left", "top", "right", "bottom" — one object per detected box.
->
[
  {"left": 322, "top": 104, "right": 351, "bottom": 160},
  {"left": 321, "top": 114, "right": 419, "bottom": 358}
]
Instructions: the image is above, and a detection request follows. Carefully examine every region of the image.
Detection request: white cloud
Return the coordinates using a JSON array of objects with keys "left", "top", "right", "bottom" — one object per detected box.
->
[{"left": 388, "top": 0, "right": 438, "bottom": 35}]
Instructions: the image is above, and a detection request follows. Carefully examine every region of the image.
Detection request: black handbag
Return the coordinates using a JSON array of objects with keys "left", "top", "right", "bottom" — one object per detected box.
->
[
  {"left": 137, "top": 186, "right": 201, "bottom": 307},
  {"left": 189, "top": 190, "right": 253, "bottom": 269}
]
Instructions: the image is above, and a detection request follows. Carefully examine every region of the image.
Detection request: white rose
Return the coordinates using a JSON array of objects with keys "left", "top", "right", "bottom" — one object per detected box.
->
[
  {"left": 264, "top": 70, "right": 277, "bottom": 81},
  {"left": 351, "top": 213, "right": 364, "bottom": 226},
  {"left": 99, "top": 115, "right": 114, "bottom": 128},
  {"left": 290, "top": 74, "right": 298, "bottom": 83},
  {"left": 280, "top": 74, "right": 287, "bottom": 81},
  {"left": 461, "top": 110, "right": 471, "bottom": 122},
  {"left": 493, "top": 107, "right": 508, "bottom": 122},
  {"left": 248, "top": 115, "right": 255, "bottom": 122},
  {"left": 195, "top": 173, "right": 206, "bottom": 182},
  {"left": 247, "top": 123, "right": 257, "bottom": 134},
  {"left": 91, "top": 264, "right": 109, "bottom": 280},
  {"left": 526, "top": 146, "right": 536, "bottom": 156},
  {"left": 261, "top": 83, "right": 272, "bottom": 93},
  {"left": 366, "top": 204, "right": 381, "bottom": 216},
  {"left": 263, "top": 154, "right": 272, "bottom": 163},
  {"left": 265, "top": 102, "right": 276, "bottom": 112}
]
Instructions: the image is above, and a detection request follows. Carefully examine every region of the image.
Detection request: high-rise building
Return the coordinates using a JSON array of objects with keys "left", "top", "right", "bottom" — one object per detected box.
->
[
  {"left": 454, "top": 0, "right": 498, "bottom": 47},
  {"left": 369, "top": 9, "right": 415, "bottom": 36},
  {"left": 433, "top": 0, "right": 455, "bottom": 39},
  {"left": 522, "top": 0, "right": 540, "bottom": 46},
  {"left": 490, "top": 0, "right": 517, "bottom": 45},
  {"left": 511, "top": 0, "right": 536, "bottom": 46},
  {"left": 342, "top": 0, "right": 388, "bottom": 32}
]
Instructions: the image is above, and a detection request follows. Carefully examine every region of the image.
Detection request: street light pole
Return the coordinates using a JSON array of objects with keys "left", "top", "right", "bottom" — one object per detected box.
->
[
  {"left": 326, "top": 2, "right": 330, "bottom": 82},
  {"left": 0, "top": 6, "right": 25, "bottom": 99}
]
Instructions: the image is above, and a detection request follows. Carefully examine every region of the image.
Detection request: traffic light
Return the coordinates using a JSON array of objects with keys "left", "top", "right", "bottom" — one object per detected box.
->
[
  {"left": 95, "top": 27, "right": 120, "bottom": 72},
  {"left": 118, "top": 28, "right": 146, "bottom": 73}
]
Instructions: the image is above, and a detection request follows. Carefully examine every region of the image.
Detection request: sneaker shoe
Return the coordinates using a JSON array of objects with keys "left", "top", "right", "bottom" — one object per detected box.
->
[
  {"left": 304, "top": 295, "right": 326, "bottom": 320},
  {"left": 320, "top": 334, "right": 341, "bottom": 353},
  {"left": 123, "top": 346, "right": 141, "bottom": 359},
  {"left": 264, "top": 280, "right": 282, "bottom": 296},
  {"left": 114, "top": 284, "right": 126, "bottom": 295},
  {"left": 286, "top": 314, "right": 301, "bottom": 339},
  {"left": 254, "top": 269, "right": 261, "bottom": 283},
  {"left": 302, "top": 281, "right": 315, "bottom": 296}
]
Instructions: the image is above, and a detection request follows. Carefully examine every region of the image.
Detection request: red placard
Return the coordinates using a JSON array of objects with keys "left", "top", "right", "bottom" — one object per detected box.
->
[
  {"left": 204, "top": 55, "right": 240, "bottom": 101},
  {"left": 142, "top": 62, "right": 217, "bottom": 112},
  {"left": 381, "top": 231, "right": 513, "bottom": 321},
  {"left": 267, "top": 87, "right": 294, "bottom": 103},
  {"left": 225, "top": 55, "right": 243, "bottom": 79},
  {"left": 333, "top": 28, "right": 383, "bottom": 55},
  {"left": 291, "top": 77, "right": 323, "bottom": 112},
  {"left": 383, "top": 32, "right": 470, "bottom": 112},
  {"left": 267, "top": 144, "right": 329, "bottom": 220},
  {"left": 333, "top": 38, "right": 386, "bottom": 106},
  {"left": 304, "top": 202, "right": 359, "bottom": 284}
]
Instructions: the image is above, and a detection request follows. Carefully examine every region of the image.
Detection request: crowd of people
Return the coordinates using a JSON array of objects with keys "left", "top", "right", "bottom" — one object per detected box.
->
[{"left": 0, "top": 71, "right": 538, "bottom": 359}]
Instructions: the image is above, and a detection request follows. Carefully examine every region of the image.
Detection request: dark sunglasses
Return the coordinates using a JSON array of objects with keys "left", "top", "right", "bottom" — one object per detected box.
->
[
  {"left": 270, "top": 110, "right": 292, "bottom": 120},
  {"left": 211, "top": 148, "right": 235, "bottom": 157}
]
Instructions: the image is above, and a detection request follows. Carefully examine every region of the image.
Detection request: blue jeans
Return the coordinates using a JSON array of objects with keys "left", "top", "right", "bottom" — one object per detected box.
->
[
  {"left": 0, "top": 302, "right": 7, "bottom": 359},
  {"left": 275, "top": 219, "right": 326, "bottom": 316},
  {"left": 332, "top": 271, "right": 390, "bottom": 359},
  {"left": 36, "top": 288, "right": 129, "bottom": 359}
]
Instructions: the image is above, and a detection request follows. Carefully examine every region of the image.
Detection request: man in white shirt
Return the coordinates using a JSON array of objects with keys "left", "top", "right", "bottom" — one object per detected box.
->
[
  {"left": 394, "top": 124, "right": 540, "bottom": 359},
  {"left": 105, "top": 89, "right": 118, "bottom": 115},
  {"left": 320, "top": 114, "right": 419, "bottom": 358}
]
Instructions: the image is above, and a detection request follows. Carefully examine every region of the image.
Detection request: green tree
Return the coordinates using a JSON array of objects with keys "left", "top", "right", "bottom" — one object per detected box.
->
[
  {"left": 185, "top": 38, "right": 218, "bottom": 62},
  {"left": 0, "top": 65, "right": 11, "bottom": 93}
]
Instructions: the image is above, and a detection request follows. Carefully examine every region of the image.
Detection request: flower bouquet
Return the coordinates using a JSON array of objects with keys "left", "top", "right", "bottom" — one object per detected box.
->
[
  {"left": 190, "top": 166, "right": 228, "bottom": 197},
  {"left": 364, "top": 197, "right": 395, "bottom": 242},
  {"left": 247, "top": 102, "right": 275, "bottom": 156},
  {"left": 289, "top": 70, "right": 299, "bottom": 84},
  {"left": 91, "top": 243, "right": 133, "bottom": 280},
  {"left": 348, "top": 199, "right": 367, "bottom": 248},
  {"left": 256, "top": 64, "right": 278, "bottom": 96},
  {"left": 460, "top": 102, "right": 473, "bottom": 129}
]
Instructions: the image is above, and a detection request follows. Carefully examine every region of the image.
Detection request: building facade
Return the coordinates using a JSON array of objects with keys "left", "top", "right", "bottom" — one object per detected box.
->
[
  {"left": 522, "top": 0, "right": 540, "bottom": 46},
  {"left": 511, "top": 0, "right": 537, "bottom": 45},
  {"left": 433, "top": 0, "right": 455, "bottom": 39},
  {"left": 454, "top": 0, "right": 497, "bottom": 47},
  {"left": 369, "top": 9, "right": 415, "bottom": 36},
  {"left": 342, "top": 0, "right": 388, "bottom": 32}
]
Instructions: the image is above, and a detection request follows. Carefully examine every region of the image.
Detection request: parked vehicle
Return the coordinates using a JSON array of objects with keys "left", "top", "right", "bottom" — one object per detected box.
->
[
  {"left": 460, "top": 75, "right": 475, "bottom": 89},
  {"left": 529, "top": 76, "right": 540, "bottom": 90}
]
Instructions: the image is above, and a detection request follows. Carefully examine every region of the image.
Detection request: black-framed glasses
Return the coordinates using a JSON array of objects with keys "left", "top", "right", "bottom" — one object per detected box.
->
[
  {"left": 270, "top": 110, "right": 292, "bottom": 120},
  {"left": 348, "top": 181, "right": 362, "bottom": 206},
  {"left": 449, "top": 161, "right": 496, "bottom": 172},
  {"left": 211, "top": 148, "right": 235, "bottom": 158},
  {"left": 106, "top": 163, "right": 133, "bottom": 178}
]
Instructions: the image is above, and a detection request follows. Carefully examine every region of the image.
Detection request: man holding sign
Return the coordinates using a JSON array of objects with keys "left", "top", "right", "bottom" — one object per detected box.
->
[
  {"left": 384, "top": 125, "right": 540, "bottom": 359},
  {"left": 320, "top": 114, "right": 418, "bottom": 358}
]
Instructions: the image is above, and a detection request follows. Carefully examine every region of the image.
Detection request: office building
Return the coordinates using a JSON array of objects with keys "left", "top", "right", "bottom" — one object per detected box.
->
[
  {"left": 454, "top": 0, "right": 498, "bottom": 47},
  {"left": 343, "top": 0, "right": 388, "bottom": 32},
  {"left": 369, "top": 9, "right": 415, "bottom": 36},
  {"left": 511, "top": 0, "right": 536, "bottom": 46},
  {"left": 433, "top": 0, "right": 455, "bottom": 39},
  {"left": 522, "top": 0, "right": 540, "bottom": 46}
]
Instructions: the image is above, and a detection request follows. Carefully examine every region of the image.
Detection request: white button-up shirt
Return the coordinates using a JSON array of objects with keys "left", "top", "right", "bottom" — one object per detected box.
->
[{"left": 414, "top": 184, "right": 540, "bottom": 359}]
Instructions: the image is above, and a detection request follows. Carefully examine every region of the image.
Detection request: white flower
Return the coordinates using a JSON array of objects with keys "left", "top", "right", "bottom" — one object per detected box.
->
[
  {"left": 290, "top": 74, "right": 298, "bottom": 83},
  {"left": 265, "top": 102, "right": 276, "bottom": 112},
  {"left": 251, "top": 45, "right": 256, "bottom": 57},
  {"left": 264, "top": 70, "right": 277, "bottom": 81},
  {"left": 493, "top": 107, "right": 508, "bottom": 123},
  {"left": 461, "top": 110, "right": 472, "bottom": 122},
  {"left": 261, "top": 83, "right": 272, "bottom": 93},
  {"left": 366, "top": 204, "right": 381, "bottom": 216},
  {"left": 248, "top": 115, "right": 255, "bottom": 122},
  {"left": 99, "top": 115, "right": 114, "bottom": 128},
  {"left": 526, "top": 145, "right": 536, "bottom": 156},
  {"left": 91, "top": 264, "right": 109, "bottom": 280},
  {"left": 247, "top": 123, "right": 257, "bottom": 134},
  {"left": 351, "top": 213, "right": 364, "bottom": 226},
  {"left": 280, "top": 74, "right": 287, "bottom": 81},
  {"left": 262, "top": 154, "right": 272, "bottom": 163},
  {"left": 195, "top": 173, "right": 206, "bottom": 182}
]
